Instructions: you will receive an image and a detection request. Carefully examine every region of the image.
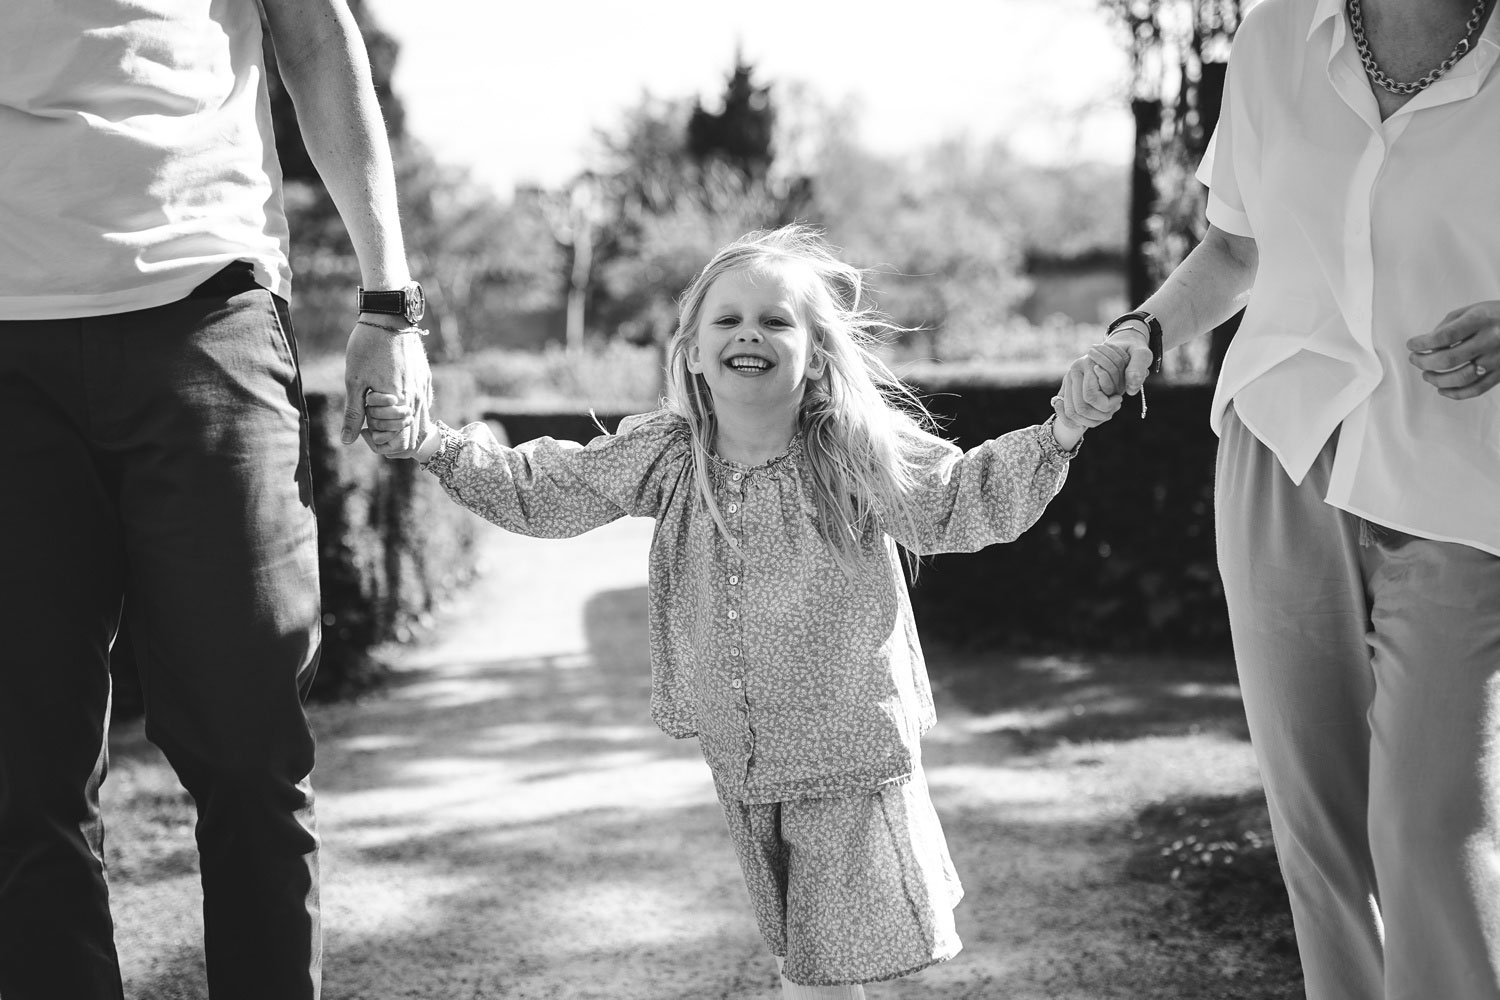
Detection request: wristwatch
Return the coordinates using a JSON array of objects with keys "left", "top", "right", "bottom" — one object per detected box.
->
[
  {"left": 357, "top": 281, "right": 425, "bottom": 326},
  {"left": 1106, "top": 310, "right": 1164, "bottom": 374}
]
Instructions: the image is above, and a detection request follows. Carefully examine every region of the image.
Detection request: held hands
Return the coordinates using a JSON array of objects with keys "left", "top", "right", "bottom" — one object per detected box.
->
[
  {"left": 1089, "top": 326, "right": 1155, "bottom": 398},
  {"left": 1050, "top": 327, "right": 1151, "bottom": 442},
  {"left": 1406, "top": 301, "right": 1500, "bottom": 400},
  {"left": 1050, "top": 361, "right": 1122, "bottom": 451},
  {"left": 1049, "top": 325, "right": 1157, "bottom": 449},
  {"left": 361, "top": 390, "right": 436, "bottom": 459},
  {"left": 340, "top": 321, "right": 434, "bottom": 451}
]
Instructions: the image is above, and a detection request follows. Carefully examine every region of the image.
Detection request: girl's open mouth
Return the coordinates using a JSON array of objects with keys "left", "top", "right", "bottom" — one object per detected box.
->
[{"left": 726, "top": 355, "right": 773, "bottom": 374}]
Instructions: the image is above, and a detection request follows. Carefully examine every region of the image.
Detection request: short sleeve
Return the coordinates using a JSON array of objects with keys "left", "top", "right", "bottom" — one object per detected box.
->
[{"left": 1195, "top": 33, "right": 1259, "bottom": 238}]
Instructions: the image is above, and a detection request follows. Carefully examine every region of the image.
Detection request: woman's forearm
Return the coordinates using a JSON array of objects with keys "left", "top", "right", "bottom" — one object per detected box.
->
[{"left": 1140, "top": 225, "right": 1259, "bottom": 353}]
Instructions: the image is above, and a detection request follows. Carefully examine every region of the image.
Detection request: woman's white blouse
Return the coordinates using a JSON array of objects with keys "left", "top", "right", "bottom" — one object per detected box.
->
[
  {"left": 1199, "top": 0, "right": 1500, "bottom": 555},
  {"left": 424, "top": 410, "right": 1072, "bottom": 803}
]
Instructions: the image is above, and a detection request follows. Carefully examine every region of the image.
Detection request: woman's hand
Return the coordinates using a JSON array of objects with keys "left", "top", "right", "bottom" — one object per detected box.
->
[
  {"left": 1407, "top": 301, "right": 1500, "bottom": 400},
  {"left": 1092, "top": 327, "right": 1155, "bottom": 397}
]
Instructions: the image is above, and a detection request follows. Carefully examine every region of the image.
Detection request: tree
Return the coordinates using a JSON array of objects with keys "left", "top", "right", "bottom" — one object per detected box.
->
[
  {"left": 804, "top": 134, "right": 1031, "bottom": 358},
  {"left": 686, "top": 53, "right": 775, "bottom": 182},
  {"left": 399, "top": 151, "right": 562, "bottom": 361},
  {"left": 1100, "top": 0, "right": 1244, "bottom": 373},
  {"left": 263, "top": 0, "right": 407, "bottom": 186},
  {"left": 569, "top": 56, "right": 814, "bottom": 349},
  {"left": 257, "top": 0, "right": 559, "bottom": 359}
]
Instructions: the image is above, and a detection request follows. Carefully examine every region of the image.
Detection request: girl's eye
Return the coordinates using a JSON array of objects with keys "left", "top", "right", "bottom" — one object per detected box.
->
[{"left": 714, "top": 316, "right": 739, "bottom": 327}]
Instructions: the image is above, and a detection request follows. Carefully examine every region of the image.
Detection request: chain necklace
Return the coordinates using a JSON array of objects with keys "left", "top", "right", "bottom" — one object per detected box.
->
[{"left": 1347, "top": 0, "right": 1490, "bottom": 95}]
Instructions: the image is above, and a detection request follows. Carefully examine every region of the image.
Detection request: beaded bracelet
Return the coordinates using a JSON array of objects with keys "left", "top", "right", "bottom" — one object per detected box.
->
[{"left": 357, "top": 319, "right": 429, "bottom": 337}]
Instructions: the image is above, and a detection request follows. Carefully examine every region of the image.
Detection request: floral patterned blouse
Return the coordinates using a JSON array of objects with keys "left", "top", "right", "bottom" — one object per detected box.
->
[{"left": 424, "top": 409, "right": 1074, "bottom": 803}]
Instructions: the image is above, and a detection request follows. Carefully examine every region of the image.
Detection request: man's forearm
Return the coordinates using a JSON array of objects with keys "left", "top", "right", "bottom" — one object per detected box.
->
[{"left": 259, "top": 0, "right": 410, "bottom": 289}]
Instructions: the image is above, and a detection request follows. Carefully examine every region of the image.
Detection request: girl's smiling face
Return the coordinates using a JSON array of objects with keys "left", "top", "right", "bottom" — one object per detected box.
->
[{"left": 687, "top": 263, "right": 825, "bottom": 417}]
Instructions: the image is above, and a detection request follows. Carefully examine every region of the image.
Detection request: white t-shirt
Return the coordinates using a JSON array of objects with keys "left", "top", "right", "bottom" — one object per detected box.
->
[
  {"left": 1199, "top": 0, "right": 1500, "bottom": 556},
  {"left": 0, "top": 0, "right": 292, "bottom": 320}
]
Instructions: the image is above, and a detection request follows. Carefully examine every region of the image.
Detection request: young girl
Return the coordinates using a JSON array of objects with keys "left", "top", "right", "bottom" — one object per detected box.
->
[{"left": 365, "top": 225, "right": 1120, "bottom": 997}]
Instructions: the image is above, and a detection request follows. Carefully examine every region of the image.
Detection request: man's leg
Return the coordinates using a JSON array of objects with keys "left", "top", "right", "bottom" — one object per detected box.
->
[
  {"left": 1215, "top": 407, "right": 1384, "bottom": 1000},
  {"left": 101, "top": 278, "right": 323, "bottom": 1000},
  {"left": 0, "top": 320, "right": 128, "bottom": 1000}
]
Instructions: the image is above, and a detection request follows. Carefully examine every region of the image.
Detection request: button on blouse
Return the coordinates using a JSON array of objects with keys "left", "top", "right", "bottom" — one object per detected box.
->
[{"left": 425, "top": 409, "right": 1074, "bottom": 802}]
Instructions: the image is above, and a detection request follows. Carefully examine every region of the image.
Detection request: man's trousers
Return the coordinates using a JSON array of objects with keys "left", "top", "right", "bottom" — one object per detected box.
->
[{"left": 0, "top": 264, "right": 323, "bottom": 1000}]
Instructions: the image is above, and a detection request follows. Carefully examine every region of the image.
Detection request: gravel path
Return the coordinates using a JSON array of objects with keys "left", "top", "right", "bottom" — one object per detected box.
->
[{"left": 102, "top": 517, "right": 1299, "bottom": 999}]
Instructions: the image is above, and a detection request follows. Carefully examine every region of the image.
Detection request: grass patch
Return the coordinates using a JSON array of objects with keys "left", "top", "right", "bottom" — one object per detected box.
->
[
  {"left": 101, "top": 730, "right": 200, "bottom": 883},
  {"left": 1128, "top": 791, "right": 1302, "bottom": 981}
]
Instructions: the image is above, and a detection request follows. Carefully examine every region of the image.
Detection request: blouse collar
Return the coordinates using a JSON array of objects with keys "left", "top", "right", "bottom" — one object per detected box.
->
[
  {"left": 707, "top": 432, "right": 803, "bottom": 478},
  {"left": 1309, "top": 0, "right": 1342, "bottom": 41}
]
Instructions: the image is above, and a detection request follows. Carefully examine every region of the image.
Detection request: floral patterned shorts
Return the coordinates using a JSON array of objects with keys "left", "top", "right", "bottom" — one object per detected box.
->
[{"left": 714, "top": 767, "right": 963, "bottom": 987}]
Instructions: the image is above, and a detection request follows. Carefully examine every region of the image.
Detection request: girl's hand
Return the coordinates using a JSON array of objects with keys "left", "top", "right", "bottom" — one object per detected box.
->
[
  {"left": 1053, "top": 357, "right": 1124, "bottom": 430},
  {"left": 1050, "top": 407, "right": 1088, "bottom": 452},
  {"left": 1407, "top": 301, "right": 1500, "bottom": 400},
  {"left": 1051, "top": 364, "right": 1122, "bottom": 451},
  {"left": 362, "top": 390, "right": 432, "bottom": 459}
]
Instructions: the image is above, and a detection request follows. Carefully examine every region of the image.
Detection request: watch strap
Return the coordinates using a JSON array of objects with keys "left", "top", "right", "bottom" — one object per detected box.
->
[
  {"left": 1106, "top": 310, "right": 1164, "bottom": 374},
  {"left": 357, "top": 288, "right": 407, "bottom": 316}
]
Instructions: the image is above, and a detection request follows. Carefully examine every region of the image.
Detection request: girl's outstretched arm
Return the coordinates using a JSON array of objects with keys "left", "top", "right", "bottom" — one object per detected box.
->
[
  {"left": 368, "top": 402, "right": 687, "bottom": 538},
  {"left": 889, "top": 419, "right": 1076, "bottom": 557}
]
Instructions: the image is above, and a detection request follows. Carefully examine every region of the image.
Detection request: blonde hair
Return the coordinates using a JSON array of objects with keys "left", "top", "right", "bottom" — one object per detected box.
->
[{"left": 663, "top": 224, "right": 938, "bottom": 573}]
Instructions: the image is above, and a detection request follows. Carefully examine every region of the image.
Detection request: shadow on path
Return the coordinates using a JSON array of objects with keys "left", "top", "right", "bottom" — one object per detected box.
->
[{"left": 104, "top": 520, "right": 1299, "bottom": 999}]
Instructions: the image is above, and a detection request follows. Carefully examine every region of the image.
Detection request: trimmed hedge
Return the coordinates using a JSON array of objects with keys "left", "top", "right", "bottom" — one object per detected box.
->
[
  {"left": 111, "top": 365, "right": 486, "bottom": 719},
  {"left": 905, "top": 377, "right": 1228, "bottom": 652},
  {"left": 301, "top": 365, "right": 487, "bottom": 694},
  {"left": 487, "top": 379, "right": 1228, "bottom": 653}
]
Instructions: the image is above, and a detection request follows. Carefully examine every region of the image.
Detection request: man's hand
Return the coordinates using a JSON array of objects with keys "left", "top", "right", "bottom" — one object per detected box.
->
[
  {"left": 1407, "top": 301, "right": 1500, "bottom": 400},
  {"left": 341, "top": 323, "right": 432, "bottom": 451}
]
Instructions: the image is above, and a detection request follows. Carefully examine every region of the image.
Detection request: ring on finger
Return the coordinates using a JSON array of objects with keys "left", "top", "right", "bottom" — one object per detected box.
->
[{"left": 1475, "top": 360, "right": 1489, "bottom": 377}]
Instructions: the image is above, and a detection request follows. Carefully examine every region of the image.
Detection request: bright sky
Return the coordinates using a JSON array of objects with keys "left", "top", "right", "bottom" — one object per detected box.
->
[{"left": 366, "top": 0, "right": 1136, "bottom": 200}]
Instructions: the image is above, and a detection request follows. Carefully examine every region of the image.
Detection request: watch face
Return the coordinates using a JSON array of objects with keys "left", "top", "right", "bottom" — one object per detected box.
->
[{"left": 404, "top": 282, "right": 426, "bottom": 325}]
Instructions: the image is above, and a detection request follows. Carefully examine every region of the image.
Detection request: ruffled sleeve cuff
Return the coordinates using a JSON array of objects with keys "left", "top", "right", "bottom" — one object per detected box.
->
[
  {"left": 419, "top": 420, "right": 465, "bottom": 480},
  {"left": 1035, "top": 415, "right": 1081, "bottom": 463}
]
